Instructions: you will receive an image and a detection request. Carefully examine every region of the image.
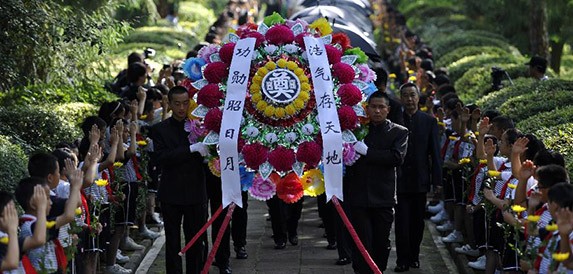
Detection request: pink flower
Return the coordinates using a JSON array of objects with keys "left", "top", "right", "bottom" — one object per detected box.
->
[
  {"left": 249, "top": 174, "right": 277, "bottom": 201},
  {"left": 343, "top": 143, "right": 360, "bottom": 166},
  {"left": 357, "top": 64, "right": 377, "bottom": 82},
  {"left": 285, "top": 19, "right": 309, "bottom": 30},
  {"left": 265, "top": 25, "right": 295, "bottom": 45},
  {"left": 332, "top": 63, "right": 355, "bottom": 84},
  {"left": 198, "top": 44, "right": 220, "bottom": 63}
]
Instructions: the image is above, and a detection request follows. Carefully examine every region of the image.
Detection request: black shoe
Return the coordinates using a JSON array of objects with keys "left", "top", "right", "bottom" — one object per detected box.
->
[
  {"left": 274, "top": 242, "right": 286, "bottom": 249},
  {"left": 288, "top": 235, "right": 298, "bottom": 246},
  {"left": 219, "top": 265, "right": 232, "bottom": 274},
  {"left": 394, "top": 265, "right": 409, "bottom": 272},
  {"left": 336, "top": 258, "right": 351, "bottom": 265},
  {"left": 326, "top": 243, "right": 337, "bottom": 250},
  {"left": 235, "top": 246, "right": 248, "bottom": 259},
  {"left": 410, "top": 261, "right": 420, "bottom": 268}
]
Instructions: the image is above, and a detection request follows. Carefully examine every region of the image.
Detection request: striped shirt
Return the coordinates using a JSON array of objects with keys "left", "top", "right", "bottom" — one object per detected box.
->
[
  {"left": 539, "top": 231, "right": 573, "bottom": 274},
  {"left": 20, "top": 214, "right": 59, "bottom": 273}
]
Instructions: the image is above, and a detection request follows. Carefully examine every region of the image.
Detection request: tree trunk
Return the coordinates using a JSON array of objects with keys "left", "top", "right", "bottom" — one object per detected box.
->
[
  {"left": 549, "top": 40, "right": 564, "bottom": 75},
  {"left": 529, "top": 0, "right": 550, "bottom": 61}
]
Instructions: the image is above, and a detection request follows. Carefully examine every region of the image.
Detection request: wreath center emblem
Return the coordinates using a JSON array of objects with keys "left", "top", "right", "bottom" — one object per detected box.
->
[{"left": 261, "top": 69, "right": 301, "bottom": 104}]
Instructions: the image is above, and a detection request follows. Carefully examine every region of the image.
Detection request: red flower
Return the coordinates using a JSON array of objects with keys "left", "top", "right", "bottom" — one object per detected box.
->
[
  {"left": 294, "top": 33, "right": 311, "bottom": 49},
  {"left": 277, "top": 172, "right": 304, "bottom": 203},
  {"left": 265, "top": 25, "right": 295, "bottom": 45},
  {"left": 268, "top": 146, "right": 295, "bottom": 172},
  {"left": 296, "top": 141, "right": 322, "bottom": 168},
  {"left": 235, "top": 23, "right": 259, "bottom": 37},
  {"left": 219, "top": 43, "right": 235, "bottom": 64},
  {"left": 180, "top": 78, "right": 198, "bottom": 97},
  {"left": 337, "top": 83, "right": 362, "bottom": 106},
  {"left": 241, "top": 31, "right": 266, "bottom": 48},
  {"left": 332, "top": 63, "right": 355, "bottom": 84},
  {"left": 325, "top": 45, "right": 342, "bottom": 65},
  {"left": 197, "top": 84, "right": 224, "bottom": 108},
  {"left": 203, "top": 62, "right": 229, "bottom": 84},
  {"left": 242, "top": 143, "right": 269, "bottom": 169},
  {"left": 204, "top": 107, "right": 223, "bottom": 132},
  {"left": 332, "top": 33, "right": 351, "bottom": 50},
  {"left": 338, "top": 105, "right": 358, "bottom": 130}
]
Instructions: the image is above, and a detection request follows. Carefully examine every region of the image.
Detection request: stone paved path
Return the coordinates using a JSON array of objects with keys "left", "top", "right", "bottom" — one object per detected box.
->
[{"left": 146, "top": 198, "right": 456, "bottom": 274}]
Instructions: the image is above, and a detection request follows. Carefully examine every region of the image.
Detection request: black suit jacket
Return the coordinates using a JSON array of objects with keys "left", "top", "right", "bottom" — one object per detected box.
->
[
  {"left": 397, "top": 110, "right": 442, "bottom": 193},
  {"left": 344, "top": 120, "right": 409, "bottom": 207},
  {"left": 151, "top": 117, "right": 207, "bottom": 205}
]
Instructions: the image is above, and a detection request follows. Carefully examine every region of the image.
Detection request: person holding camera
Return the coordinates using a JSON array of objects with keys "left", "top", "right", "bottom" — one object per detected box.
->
[{"left": 526, "top": 56, "right": 549, "bottom": 81}]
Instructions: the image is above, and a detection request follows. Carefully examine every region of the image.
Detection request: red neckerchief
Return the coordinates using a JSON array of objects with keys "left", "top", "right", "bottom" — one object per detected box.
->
[
  {"left": 80, "top": 190, "right": 91, "bottom": 227},
  {"left": 467, "top": 162, "right": 487, "bottom": 202},
  {"left": 440, "top": 137, "right": 451, "bottom": 159},
  {"left": 452, "top": 139, "right": 463, "bottom": 161},
  {"left": 19, "top": 216, "right": 67, "bottom": 271},
  {"left": 534, "top": 232, "right": 556, "bottom": 270},
  {"left": 101, "top": 168, "right": 115, "bottom": 202},
  {"left": 499, "top": 174, "right": 514, "bottom": 200},
  {"left": 131, "top": 156, "right": 143, "bottom": 181},
  {"left": 525, "top": 205, "right": 548, "bottom": 239},
  {"left": 22, "top": 255, "right": 38, "bottom": 274}
]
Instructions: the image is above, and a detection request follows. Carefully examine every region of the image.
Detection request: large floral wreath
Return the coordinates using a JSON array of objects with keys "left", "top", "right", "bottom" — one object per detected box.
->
[{"left": 181, "top": 13, "right": 377, "bottom": 203}]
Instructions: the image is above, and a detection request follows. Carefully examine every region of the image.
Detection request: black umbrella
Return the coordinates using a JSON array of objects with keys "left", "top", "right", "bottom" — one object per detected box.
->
[
  {"left": 297, "top": 0, "right": 373, "bottom": 16},
  {"left": 331, "top": 22, "right": 379, "bottom": 58},
  {"left": 289, "top": 6, "right": 373, "bottom": 33}
]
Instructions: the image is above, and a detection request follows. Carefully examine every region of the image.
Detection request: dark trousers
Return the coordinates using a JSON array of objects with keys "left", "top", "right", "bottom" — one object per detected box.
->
[
  {"left": 317, "top": 193, "right": 336, "bottom": 244},
  {"left": 335, "top": 199, "right": 353, "bottom": 260},
  {"left": 266, "top": 195, "right": 303, "bottom": 244},
  {"left": 162, "top": 202, "right": 208, "bottom": 274},
  {"left": 395, "top": 192, "right": 427, "bottom": 266},
  {"left": 473, "top": 207, "right": 486, "bottom": 249},
  {"left": 231, "top": 191, "right": 249, "bottom": 248},
  {"left": 349, "top": 206, "right": 394, "bottom": 273}
]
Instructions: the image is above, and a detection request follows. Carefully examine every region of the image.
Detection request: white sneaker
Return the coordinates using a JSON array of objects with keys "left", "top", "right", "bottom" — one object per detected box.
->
[
  {"left": 455, "top": 244, "right": 480, "bottom": 257},
  {"left": 468, "top": 255, "right": 486, "bottom": 270},
  {"left": 121, "top": 236, "right": 144, "bottom": 251},
  {"left": 140, "top": 226, "right": 160, "bottom": 240},
  {"left": 436, "top": 221, "right": 453, "bottom": 232},
  {"left": 442, "top": 230, "right": 464, "bottom": 243},
  {"left": 428, "top": 201, "right": 444, "bottom": 214},
  {"left": 430, "top": 209, "right": 448, "bottom": 224},
  {"left": 116, "top": 250, "right": 129, "bottom": 264},
  {"left": 105, "top": 264, "right": 132, "bottom": 274}
]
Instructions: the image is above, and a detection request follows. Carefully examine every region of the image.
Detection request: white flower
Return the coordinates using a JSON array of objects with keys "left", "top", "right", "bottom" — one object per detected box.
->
[
  {"left": 264, "top": 45, "right": 278, "bottom": 55},
  {"left": 285, "top": 132, "right": 298, "bottom": 142},
  {"left": 246, "top": 126, "right": 260, "bottom": 137},
  {"left": 302, "top": 124, "right": 314, "bottom": 135},
  {"left": 283, "top": 44, "right": 299, "bottom": 54},
  {"left": 265, "top": 133, "right": 278, "bottom": 143}
]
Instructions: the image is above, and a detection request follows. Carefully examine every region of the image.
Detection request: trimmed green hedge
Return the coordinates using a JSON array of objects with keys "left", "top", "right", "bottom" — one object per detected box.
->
[
  {"left": 535, "top": 123, "right": 573, "bottom": 176},
  {"left": 447, "top": 54, "right": 523, "bottom": 82},
  {"left": 179, "top": 1, "right": 216, "bottom": 41},
  {"left": 437, "top": 46, "right": 514, "bottom": 68},
  {"left": 52, "top": 103, "right": 98, "bottom": 128},
  {"left": 0, "top": 105, "right": 81, "bottom": 153},
  {"left": 475, "top": 78, "right": 536, "bottom": 111},
  {"left": 517, "top": 105, "right": 573, "bottom": 134},
  {"left": 500, "top": 90, "right": 573, "bottom": 122},
  {"left": 0, "top": 135, "right": 28, "bottom": 192},
  {"left": 432, "top": 32, "right": 514, "bottom": 58},
  {"left": 0, "top": 83, "right": 118, "bottom": 107},
  {"left": 123, "top": 26, "right": 199, "bottom": 49}
]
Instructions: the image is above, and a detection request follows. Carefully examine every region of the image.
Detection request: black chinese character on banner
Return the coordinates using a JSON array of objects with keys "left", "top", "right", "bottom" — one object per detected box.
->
[
  {"left": 235, "top": 47, "right": 251, "bottom": 57},
  {"left": 325, "top": 150, "right": 341, "bottom": 164},
  {"left": 324, "top": 121, "right": 340, "bottom": 134},
  {"left": 224, "top": 157, "right": 235, "bottom": 171},
  {"left": 226, "top": 100, "right": 242, "bottom": 111},
  {"left": 225, "top": 129, "right": 235, "bottom": 139},
  {"left": 314, "top": 67, "right": 331, "bottom": 81},
  {"left": 308, "top": 44, "right": 323, "bottom": 56},
  {"left": 231, "top": 71, "right": 247, "bottom": 85},
  {"left": 318, "top": 93, "right": 334, "bottom": 109}
]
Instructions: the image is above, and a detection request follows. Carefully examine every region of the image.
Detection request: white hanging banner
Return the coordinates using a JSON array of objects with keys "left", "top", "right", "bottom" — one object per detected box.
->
[
  {"left": 218, "top": 38, "right": 256, "bottom": 208},
  {"left": 304, "top": 37, "right": 344, "bottom": 202}
]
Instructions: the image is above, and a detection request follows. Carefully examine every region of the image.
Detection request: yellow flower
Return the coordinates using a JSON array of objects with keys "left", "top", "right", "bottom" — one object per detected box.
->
[
  {"left": 250, "top": 83, "right": 261, "bottom": 93},
  {"left": 227, "top": 28, "right": 236, "bottom": 34},
  {"left": 187, "top": 99, "right": 199, "bottom": 120},
  {"left": 0, "top": 237, "right": 9, "bottom": 244},
  {"left": 464, "top": 132, "right": 473, "bottom": 138},
  {"left": 286, "top": 61, "right": 298, "bottom": 71},
  {"left": 136, "top": 140, "right": 147, "bottom": 146},
  {"left": 75, "top": 207, "right": 83, "bottom": 216},
  {"left": 408, "top": 76, "right": 417, "bottom": 82},
  {"left": 546, "top": 223, "right": 559, "bottom": 232},
  {"left": 264, "top": 106, "right": 275, "bottom": 117},
  {"left": 527, "top": 215, "right": 541, "bottom": 222},
  {"left": 277, "top": 59, "right": 288, "bottom": 68},
  {"left": 488, "top": 170, "right": 501, "bottom": 177},
  {"left": 479, "top": 159, "right": 488, "bottom": 164},
  {"left": 293, "top": 98, "right": 305, "bottom": 109},
  {"left": 448, "top": 136, "right": 458, "bottom": 141},
  {"left": 438, "top": 121, "right": 445, "bottom": 127},
  {"left": 256, "top": 100, "right": 268, "bottom": 112},
  {"left": 389, "top": 73, "right": 396, "bottom": 79},
  {"left": 309, "top": 18, "right": 332, "bottom": 36},
  {"left": 274, "top": 108, "right": 286, "bottom": 118},
  {"left": 384, "top": 37, "right": 391, "bottom": 42},
  {"left": 294, "top": 68, "right": 305, "bottom": 77},
  {"left": 475, "top": 131, "right": 480, "bottom": 136},
  {"left": 113, "top": 162, "right": 123, "bottom": 168},
  {"left": 95, "top": 179, "right": 108, "bottom": 187},
  {"left": 285, "top": 105, "right": 296, "bottom": 116},
  {"left": 511, "top": 205, "right": 526, "bottom": 213},
  {"left": 46, "top": 221, "right": 56, "bottom": 229},
  {"left": 420, "top": 106, "right": 428, "bottom": 112},
  {"left": 552, "top": 252, "right": 570, "bottom": 262},
  {"left": 299, "top": 90, "right": 310, "bottom": 101},
  {"left": 253, "top": 75, "right": 263, "bottom": 84},
  {"left": 139, "top": 114, "right": 148, "bottom": 120},
  {"left": 265, "top": 61, "right": 277, "bottom": 70},
  {"left": 300, "top": 83, "right": 310, "bottom": 93},
  {"left": 508, "top": 183, "right": 517, "bottom": 189},
  {"left": 458, "top": 158, "right": 471, "bottom": 165},
  {"left": 251, "top": 92, "right": 263, "bottom": 103},
  {"left": 301, "top": 169, "right": 325, "bottom": 197}
]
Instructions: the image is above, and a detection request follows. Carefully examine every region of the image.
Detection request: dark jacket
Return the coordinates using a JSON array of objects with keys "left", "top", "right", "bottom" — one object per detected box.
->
[
  {"left": 344, "top": 120, "right": 409, "bottom": 207},
  {"left": 398, "top": 110, "right": 442, "bottom": 193},
  {"left": 151, "top": 117, "right": 207, "bottom": 205}
]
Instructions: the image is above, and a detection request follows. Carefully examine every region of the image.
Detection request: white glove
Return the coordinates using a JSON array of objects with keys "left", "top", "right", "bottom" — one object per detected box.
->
[
  {"left": 190, "top": 143, "right": 209, "bottom": 157},
  {"left": 353, "top": 141, "right": 368, "bottom": 156}
]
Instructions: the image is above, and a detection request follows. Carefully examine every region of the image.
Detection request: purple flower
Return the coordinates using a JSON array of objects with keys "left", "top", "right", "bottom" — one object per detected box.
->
[
  {"left": 343, "top": 143, "right": 360, "bottom": 166},
  {"left": 357, "top": 64, "right": 377, "bottom": 82},
  {"left": 249, "top": 175, "right": 276, "bottom": 201},
  {"left": 198, "top": 44, "right": 221, "bottom": 63}
]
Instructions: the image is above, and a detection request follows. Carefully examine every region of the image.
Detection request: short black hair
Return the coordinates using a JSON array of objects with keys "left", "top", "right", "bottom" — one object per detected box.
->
[
  {"left": 444, "top": 97, "right": 463, "bottom": 111},
  {"left": 537, "top": 164, "right": 569, "bottom": 188},
  {"left": 373, "top": 67, "right": 388, "bottom": 89},
  {"left": 154, "top": 84, "right": 170, "bottom": 95},
  {"left": 15, "top": 177, "right": 47, "bottom": 211},
  {"left": 491, "top": 116, "right": 515, "bottom": 132},
  {"left": 523, "top": 134, "right": 546, "bottom": 161},
  {"left": 433, "top": 74, "right": 450, "bottom": 86},
  {"left": 437, "top": 85, "right": 456, "bottom": 97},
  {"left": 28, "top": 152, "right": 58, "bottom": 178},
  {"left": 52, "top": 148, "right": 75, "bottom": 174},
  {"left": 0, "top": 191, "right": 13, "bottom": 216},
  {"left": 399, "top": 82, "right": 420, "bottom": 96},
  {"left": 534, "top": 150, "right": 565, "bottom": 167},
  {"left": 548, "top": 182, "right": 573, "bottom": 210},
  {"left": 127, "top": 62, "right": 147, "bottom": 84},
  {"left": 367, "top": 91, "right": 390, "bottom": 105},
  {"left": 81, "top": 116, "right": 107, "bottom": 137},
  {"left": 502, "top": 128, "right": 522, "bottom": 146},
  {"left": 128, "top": 52, "right": 144, "bottom": 66},
  {"left": 482, "top": 109, "right": 501, "bottom": 120},
  {"left": 168, "top": 86, "right": 189, "bottom": 101},
  {"left": 98, "top": 101, "right": 124, "bottom": 126}
]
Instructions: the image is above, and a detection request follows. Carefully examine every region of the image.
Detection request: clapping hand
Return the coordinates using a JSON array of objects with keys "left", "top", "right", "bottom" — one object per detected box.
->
[{"left": 484, "top": 138, "right": 496, "bottom": 157}]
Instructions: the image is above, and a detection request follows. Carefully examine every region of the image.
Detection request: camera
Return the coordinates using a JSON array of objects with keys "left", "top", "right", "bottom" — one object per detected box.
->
[
  {"left": 144, "top": 48, "right": 156, "bottom": 59},
  {"left": 491, "top": 66, "right": 506, "bottom": 91}
]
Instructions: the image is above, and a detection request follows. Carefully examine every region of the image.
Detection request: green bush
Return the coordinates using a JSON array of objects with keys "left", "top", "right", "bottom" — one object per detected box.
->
[
  {"left": 52, "top": 103, "right": 98, "bottom": 128},
  {"left": 500, "top": 90, "right": 573, "bottom": 122},
  {"left": 431, "top": 32, "right": 514, "bottom": 57},
  {"left": 0, "top": 105, "right": 81, "bottom": 153},
  {"left": 437, "top": 46, "right": 514, "bottom": 68},
  {"left": 0, "top": 135, "right": 28, "bottom": 192},
  {"left": 475, "top": 78, "right": 536, "bottom": 111},
  {"left": 447, "top": 54, "right": 523, "bottom": 82},
  {"left": 114, "top": 0, "right": 159, "bottom": 27},
  {"left": 179, "top": 1, "right": 216, "bottom": 41},
  {"left": 413, "top": 15, "right": 476, "bottom": 42},
  {"left": 517, "top": 105, "right": 573, "bottom": 134},
  {"left": 123, "top": 26, "right": 198, "bottom": 49},
  {"left": 0, "top": 82, "right": 118, "bottom": 107},
  {"left": 535, "top": 123, "right": 573, "bottom": 176}
]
